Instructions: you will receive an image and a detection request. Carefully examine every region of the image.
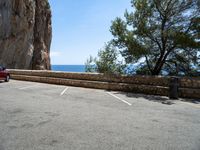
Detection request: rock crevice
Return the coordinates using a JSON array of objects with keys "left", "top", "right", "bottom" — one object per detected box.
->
[{"left": 0, "top": 0, "right": 52, "bottom": 70}]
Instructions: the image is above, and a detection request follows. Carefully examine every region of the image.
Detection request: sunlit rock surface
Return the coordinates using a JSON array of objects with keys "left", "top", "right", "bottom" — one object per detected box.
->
[{"left": 0, "top": 0, "right": 52, "bottom": 70}]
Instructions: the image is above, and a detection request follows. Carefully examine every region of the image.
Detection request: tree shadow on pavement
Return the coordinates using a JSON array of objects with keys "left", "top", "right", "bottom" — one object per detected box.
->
[
  {"left": 112, "top": 91, "right": 175, "bottom": 105},
  {"left": 180, "top": 98, "right": 200, "bottom": 104}
]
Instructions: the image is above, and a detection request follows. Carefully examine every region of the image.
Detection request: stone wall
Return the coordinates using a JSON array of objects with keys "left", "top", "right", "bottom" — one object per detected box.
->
[
  {"left": 179, "top": 77, "right": 200, "bottom": 99},
  {"left": 8, "top": 69, "right": 200, "bottom": 99}
]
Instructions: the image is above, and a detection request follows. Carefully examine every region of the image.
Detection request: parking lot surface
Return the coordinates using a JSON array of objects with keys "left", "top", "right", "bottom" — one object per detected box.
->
[{"left": 0, "top": 80, "right": 200, "bottom": 150}]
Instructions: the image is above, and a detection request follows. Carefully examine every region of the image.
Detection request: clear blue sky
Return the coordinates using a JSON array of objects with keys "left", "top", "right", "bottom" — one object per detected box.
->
[{"left": 49, "top": 0, "right": 131, "bottom": 65}]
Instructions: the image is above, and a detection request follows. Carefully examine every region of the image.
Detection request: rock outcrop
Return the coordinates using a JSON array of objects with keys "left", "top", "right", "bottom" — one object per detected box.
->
[{"left": 0, "top": 0, "right": 52, "bottom": 70}]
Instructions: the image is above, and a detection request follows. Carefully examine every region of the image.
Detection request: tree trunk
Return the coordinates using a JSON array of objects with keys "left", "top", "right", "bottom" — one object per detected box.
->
[{"left": 151, "top": 59, "right": 166, "bottom": 75}]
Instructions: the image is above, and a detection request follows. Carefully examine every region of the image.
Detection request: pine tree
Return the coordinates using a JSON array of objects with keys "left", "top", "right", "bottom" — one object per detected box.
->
[{"left": 111, "top": 0, "right": 200, "bottom": 75}]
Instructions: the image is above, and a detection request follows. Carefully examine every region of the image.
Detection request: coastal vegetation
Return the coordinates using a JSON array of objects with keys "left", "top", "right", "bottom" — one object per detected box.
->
[
  {"left": 86, "top": 0, "right": 200, "bottom": 76},
  {"left": 85, "top": 42, "right": 127, "bottom": 75}
]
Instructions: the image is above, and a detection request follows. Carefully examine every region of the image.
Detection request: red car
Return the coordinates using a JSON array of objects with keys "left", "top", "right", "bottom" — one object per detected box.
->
[{"left": 0, "top": 66, "right": 10, "bottom": 82}]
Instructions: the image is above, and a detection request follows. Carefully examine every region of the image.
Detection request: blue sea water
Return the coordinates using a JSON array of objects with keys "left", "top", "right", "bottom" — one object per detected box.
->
[{"left": 52, "top": 65, "right": 86, "bottom": 73}]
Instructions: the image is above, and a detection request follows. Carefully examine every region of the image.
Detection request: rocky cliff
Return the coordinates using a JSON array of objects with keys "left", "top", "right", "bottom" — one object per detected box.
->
[{"left": 0, "top": 0, "right": 52, "bottom": 70}]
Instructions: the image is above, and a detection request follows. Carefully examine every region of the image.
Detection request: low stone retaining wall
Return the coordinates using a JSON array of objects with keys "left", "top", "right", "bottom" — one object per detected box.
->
[
  {"left": 8, "top": 70, "right": 169, "bottom": 86},
  {"left": 178, "top": 77, "right": 200, "bottom": 99},
  {"left": 8, "top": 69, "right": 200, "bottom": 99},
  {"left": 11, "top": 74, "right": 168, "bottom": 96}
]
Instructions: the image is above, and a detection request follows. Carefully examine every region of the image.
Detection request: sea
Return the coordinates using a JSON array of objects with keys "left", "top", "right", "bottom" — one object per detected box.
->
[{"left": 51, "top": 65, "right": 86, "bottom": 73}]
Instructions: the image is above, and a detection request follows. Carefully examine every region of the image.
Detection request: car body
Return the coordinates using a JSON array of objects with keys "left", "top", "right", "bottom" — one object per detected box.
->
[{"left": 0, "top": 66, "right": 10, "bottom": 82}]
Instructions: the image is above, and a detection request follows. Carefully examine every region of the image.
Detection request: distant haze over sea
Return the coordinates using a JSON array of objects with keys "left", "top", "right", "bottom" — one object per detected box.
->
[{"left": 52, "top": 65, "right": 86, "bottom": 73}]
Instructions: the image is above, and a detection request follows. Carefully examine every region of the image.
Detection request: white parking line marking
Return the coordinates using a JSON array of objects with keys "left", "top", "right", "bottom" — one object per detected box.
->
[
  {"left": 19, "top": 85, "right": 37, "bottom": 90},
  {"left": 107, "top": 92, "right": 132, "bottom": 106},
  {"left": 60, "top": 87, "right": 69, "bottom": 96}
]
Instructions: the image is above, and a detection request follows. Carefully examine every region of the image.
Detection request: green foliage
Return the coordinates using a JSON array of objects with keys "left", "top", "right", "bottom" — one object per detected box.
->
[
  {"left": 45, "top": 1, "right": 51, "bottom": 9},
  {"left": 85, "top": 43, "right": 127, "bottom": 75},
  {"left": 110, "top": 0, "right": 200, "bottom": 76},
  {"left": 85, "top": 55, "right": 96, "bottom": 73}
]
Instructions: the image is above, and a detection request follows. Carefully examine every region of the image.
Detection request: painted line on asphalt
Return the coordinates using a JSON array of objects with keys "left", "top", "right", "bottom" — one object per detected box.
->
[
  {"left": 107, "top": 92, "right": 132, "bottom": 106},
  {"left": 60, "top": 87, "right": 69, "bottom": 96},
  {"left": 19, "top": 85, "right": 38, "bottom": 90}
]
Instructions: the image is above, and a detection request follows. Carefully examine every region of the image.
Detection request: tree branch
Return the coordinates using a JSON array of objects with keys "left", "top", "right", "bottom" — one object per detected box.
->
[{"left": 145, "top": 55, "right": 153, "bottom": 73}]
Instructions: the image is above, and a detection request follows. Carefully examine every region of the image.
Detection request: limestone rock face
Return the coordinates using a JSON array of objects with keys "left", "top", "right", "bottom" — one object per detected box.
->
[{"left": 0, "top": 0, "right": 52, "bottom": 70}]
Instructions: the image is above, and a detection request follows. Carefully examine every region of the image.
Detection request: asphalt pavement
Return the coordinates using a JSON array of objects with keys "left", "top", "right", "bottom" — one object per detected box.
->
[{"left": 0, "top": 80, "right": 200, "bottom": 150}]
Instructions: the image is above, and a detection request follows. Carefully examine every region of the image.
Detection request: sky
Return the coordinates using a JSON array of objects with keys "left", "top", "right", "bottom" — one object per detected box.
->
[{"left": 48, "top": 0, "right": 132, "bottom": 65}]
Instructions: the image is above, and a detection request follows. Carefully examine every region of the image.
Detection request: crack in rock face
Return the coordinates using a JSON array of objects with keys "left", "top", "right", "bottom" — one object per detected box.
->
[{"left": 0, "top": 0, "right": 52, "bottom": 70}]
